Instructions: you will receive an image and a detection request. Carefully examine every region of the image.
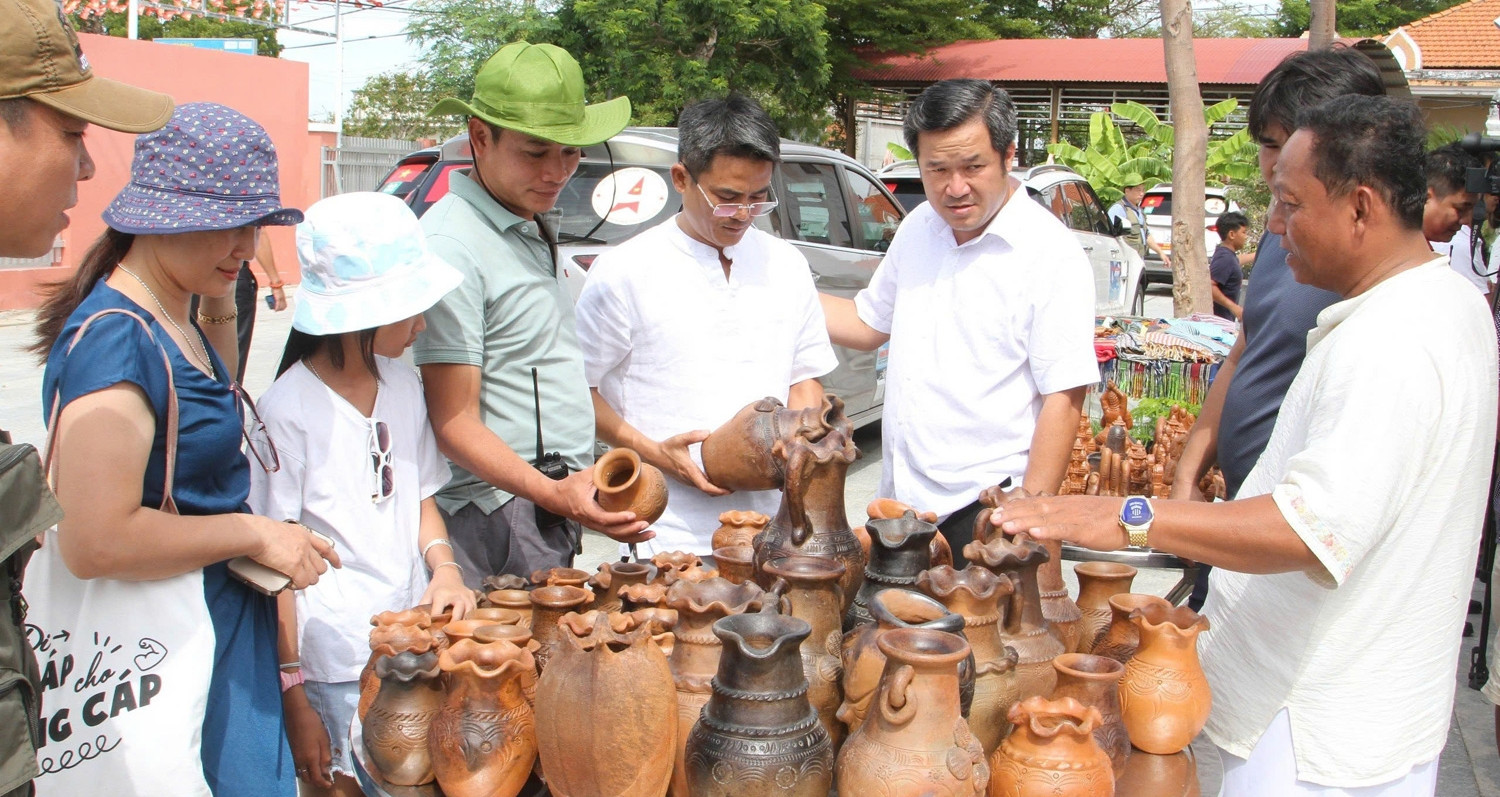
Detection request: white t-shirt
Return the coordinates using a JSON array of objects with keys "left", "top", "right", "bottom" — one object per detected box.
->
[
  {"left": 853, "top": 191, "right": 1100, "bottom": 519},
  {"left": 1432, "top": 226, "right": 1489, "bottom": 293},
  {"left": 576, "top": 217, "right": 838, "bottom": 554},
  {"left": 1201, "top": 259, "right": 1497, "bottom": 787},
  {"left": 248, "top": 357, "right": 451, "bottom": 683}
]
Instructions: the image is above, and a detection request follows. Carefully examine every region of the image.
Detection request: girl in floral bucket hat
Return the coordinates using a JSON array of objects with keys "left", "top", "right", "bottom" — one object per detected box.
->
[{"left": 247, "top": 192, "right": 472, "bottom": 794}]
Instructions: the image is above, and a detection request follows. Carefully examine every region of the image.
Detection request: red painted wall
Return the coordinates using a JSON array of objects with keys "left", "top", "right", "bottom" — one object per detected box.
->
[{"left": 0, "top": 33, "right": 312, "bottom": 309}]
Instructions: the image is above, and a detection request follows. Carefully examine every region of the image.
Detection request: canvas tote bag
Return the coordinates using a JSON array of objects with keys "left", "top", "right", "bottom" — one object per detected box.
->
[{"left": 26, "top": 309, "right": 216, "bottom": 796}]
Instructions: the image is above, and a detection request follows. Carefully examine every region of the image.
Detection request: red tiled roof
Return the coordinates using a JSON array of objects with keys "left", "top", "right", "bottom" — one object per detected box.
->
[
  {"left": 853, "top": 38, "right": 1317, "bottom": 85},
  {"left": 1387, "top": 0, "right": 1500, "bottom": 68}
]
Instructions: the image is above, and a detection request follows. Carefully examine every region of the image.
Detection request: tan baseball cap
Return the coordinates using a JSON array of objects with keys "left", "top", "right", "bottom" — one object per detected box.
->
[{"left": 1, "top": 0, "right": 173, "bottom": 133}]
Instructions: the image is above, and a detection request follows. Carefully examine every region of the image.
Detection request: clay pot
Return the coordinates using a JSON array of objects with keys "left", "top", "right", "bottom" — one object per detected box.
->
[
  {"left": 712, "top": 546, "right": 757, "bottom": 585},
  {"left": 472, "top": 625, "right": 538, "bottom": 708},
  {"left": 1051, "top": 653, "right": 1129, "bottom": 775},
  {"left": 839, "top": 589, "right": 976, "bottom": 736},
  {"left": 594, "top": 447, "right": 668, "bottom": 526},
  {"left": 753, "top": 424, "right": 865, "bottom": 613},
  {"left": 665, "top": 578, "right": 767, "bottom": 797},
  {"left": 987, "top": 696, "right": 1112, "bottom": 797},
  {"left": 1115, "top": 749, "right": 1201, "bottom": 797},
  {"left": 364, "top": 649, "right": 443, "bottom": 786},
  {"left": 858, "top": 498, "right": 953, "bottom": 568},
  {"left": 701, "top": 395, "right": 850, "bottom": 491},
  {"left": 975, "top": 484, "right": 1082, "bottom": 652},
  {"left": 1119, "top": 603, "right": 1210, "bottom": 755},
  {"left": 684, "top": 612, "right": 835, "bottom": 796},
  {"left": 1073, "top": 562, "right": 1138, "bottom": 654},
  {"left": 762, "top": 555, "right": 847, "bottom": 751},
  {"left": 535, "top": 610, "right": 677, "bottom": 797},
  {"left": 482, "top": 573, "right": 530, "bottom": 593},
  {"left": 652, "top": 551, "right": 705, "bottom": 585},
  {"left": 486, "top": 589, "right": 535, "bottom": 629},
  {"left": 712, "top": 510, "right": 772, "bottom": 550},
  {"left": 837, "top": 628, "right": 989, "bottom": 796},
  {"left": 846, "top": 511, "right": 937, "bottom": 631},
  {"left": 918, "top": 566, "right": 1021, "bottom": 758},
  {"left": 1091, "top": 593, "right": 1170, "bottom": 665},
  {"left": 965, "top": 537, "right": 1064, "bottom": 705},
  {"left": 530, "top": 567, "right": 591, "bottom": 589},
  {"left": 621, "top": 582, "right": 671, "bottom": 612},
  {"left": 360, "top": 616, "right": 439, "bottom": 723},
  {"left": 588, "top": 561, "right": 653, "bottom": 613},
  {"left": 430, "top": 639, "right": 537, "bottom": 797},
  {"left": 465, "top": 607, "right": 522, "bottom": 625},
  {"left": 529, "top": 585, "right": 592, "bottom": 674},
  {"left": 442, "top": 618, "right": 502, "bottom": 645}
]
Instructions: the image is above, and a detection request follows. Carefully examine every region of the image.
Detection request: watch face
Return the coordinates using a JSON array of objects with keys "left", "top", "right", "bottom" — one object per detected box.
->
[{"left": 1122, "top": 496, "right": 1153, "bottom": 525}]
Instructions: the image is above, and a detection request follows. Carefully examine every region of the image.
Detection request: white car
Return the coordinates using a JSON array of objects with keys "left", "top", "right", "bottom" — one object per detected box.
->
[{"left": 1138, "top": 184, "right": 1241, "bottom": 287}]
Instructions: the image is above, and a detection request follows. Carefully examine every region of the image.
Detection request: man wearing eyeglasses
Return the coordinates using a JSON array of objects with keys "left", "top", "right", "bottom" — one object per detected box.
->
[{"left": 575, "top": 94, "right": 838, "bottom": 556}]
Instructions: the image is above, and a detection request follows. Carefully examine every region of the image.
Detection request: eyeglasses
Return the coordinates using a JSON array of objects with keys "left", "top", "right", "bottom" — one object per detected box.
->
[
  {"left": 231, "top": 382, "right": 280, "bottom": 474},
  {"left": 695, "top": 183, "right": 778, "bottom": 218},
  {"left": 369, "top": 419, "right": 393, "bottom": 504}
]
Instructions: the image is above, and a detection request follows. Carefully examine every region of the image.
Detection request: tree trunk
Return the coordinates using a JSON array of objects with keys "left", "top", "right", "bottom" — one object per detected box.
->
[
  {"left": 1308, "top": 0, "right": 1337, "bottom": 50},
  {"left": 1161, "top": 0, "right": 1210, "bottom": 317},
  {"left": 839, "top": 94, "right": 858, "bottom": 159}
]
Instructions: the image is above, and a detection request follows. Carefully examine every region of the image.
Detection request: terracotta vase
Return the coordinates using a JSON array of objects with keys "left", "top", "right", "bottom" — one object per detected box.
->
[
  {"left": 1115, "top": 749, "right": 1201, "bottom": 797},
  {"left": 974, "top": 484, "right": 1081, "bottom": 653},
  {"left": 465, "top": 607, "right": 522, "bottom": 625},
  {"left": 652, "top": 551, "right": 705, "bottom": 585},
  {"left": 701, "top": 395, "right": 850, "bottom": 491},
  {"left": 1073, "top": 562, "right": 1138, "bottom": 654},
  {"left": 482, "top": 573, "right": 530, "bottom": 593},
  {"left": 594, "top": 447, "right": 669, "bottom": 526},
  {"left": 472, "top": 625, "right": 539, "bottom": 708},
  {"left": 762, "top": 555, "right": 847, "bottom": 751},
  {"left": 753, "top": 426, "right": 865, "bottom": 613},
  {"left": 529, "top": 585, "right": 592, "bottom": 674},
  {"left": 622, "top": 582, "right": 671, "bottom": 612},
  {"left": 918, "top": 566, "right": 1021, "bottom": 758},
  {"left": 684, "top": 612, "right": 835, "bottom": 796},
  {"left": 535, "top": 610, "right": 677, "bottom": 797},
  {"left": 360, "top": 618, "right": 437, "bottom": 723},
  {"left": 1051, "top": 653, "right": 1129, "bottom": 775},
  {"left": 1091, "top": 593, "right": 1169, "bottom": 665},
  {"left": 837, "top": 628, "right": 989, "bottom": 797},
  {"left": 665, "top": 578, "right": 767, "bottom": 797},
  {"left": 486, "top": 589, "right": 535, "bottom": 629},
  {"left": 530, "top": 567, "right": 591, "bottom": 589},
  {"left": 429, "top": 639, "right": 537, "bottom": 797},
  {"left": 839, "top": 589, "right": 976, "bottom": 736},
  {"left": 1118, "top": 603, "right": 1211, "bottom": 755},
  {"left": 443, "top": 618, "right": 501, "bottom": 646},
  {"left": 713, "top": 510, "right": 772, "bottom": 550},
  {"left": 987, "top": 696, "right": 1112, "bottom": 797},
  {"left": 965, "top": 537, "right": 1064, "bottom": 705},
  {"left": 859, "top": 498, "right": 953, "bottom": 568},
  {"left": 846, "top": 512, "right": 937, "bottom": 631},
  {"left": 363, "top": 649, "right": 443, "bottom": 786},
  {"left": 588, "top": 561, "right": 653, "bottom": 613},
  {"left": 712, "top": 546, "right": 757, "bottom": 586}
]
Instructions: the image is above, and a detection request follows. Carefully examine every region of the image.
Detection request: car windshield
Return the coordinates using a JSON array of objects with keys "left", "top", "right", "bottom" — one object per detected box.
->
[{"left": 1142, "top": 193, "right": 1228, "bottom": 217}]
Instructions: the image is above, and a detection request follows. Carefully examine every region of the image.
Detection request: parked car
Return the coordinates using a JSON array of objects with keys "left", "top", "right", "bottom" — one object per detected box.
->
[
  {"left": 376, "top": 127, "right": 907, "bottom": 428},
  {"left": 1137, "top": 184, "right": 1241, "bottom": 287},
  {"left": 878, "top": 161, "right": 1147, "bottom": 316}
]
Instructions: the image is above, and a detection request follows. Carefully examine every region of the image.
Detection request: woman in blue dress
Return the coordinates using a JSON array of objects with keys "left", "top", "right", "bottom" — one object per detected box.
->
[{"left": 31, "top": 102, "right": 339, "bottom": 796}]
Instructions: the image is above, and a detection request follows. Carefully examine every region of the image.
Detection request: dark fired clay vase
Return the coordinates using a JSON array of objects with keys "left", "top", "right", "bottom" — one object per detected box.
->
[
  {"left": 713, "top": 510, "right": 772, "bottom": 550},
  {"left": 845, "top": 512, "right": 937, "bottom": 631},
  {"left": 1091, "top": 593, "right": 1170, "bottom": 665},
  {"left": 588, "top": 561, "right": 653, "bottom": 614},
  {"left": 529, "top": 585, "right": 592, "bottom": 674},
  {"left": 965, "top": 537, "right": 1063, "bottom": 704},
  {"left": 701, "top": 395, "right": 849, "bottom": 491},
  {"left": 1051, "top": 653, "right": 1129, "bottom": 775},
  {"left": 836, "top": 628, "right": 989, "bottom": 797},
  {"left": 987, "top": 696, "right": 1112, "bottom": 797},
  {"left": 839, "top": 589, "right": 976, "bottom": 736},
  {"left": 762, "top": 555, "right": 847, "bottom": 751},
  {"left": 360, "top": 616, "right": 437, "bottom": 723},
  {"left": 594, "top": 447, "right": 668, "bottom": 526},
  {"left": 919, "top": 566, "right": 1021, "bottom": 758},
  {"left": 1073, "top": 562, "right": 1138, "bottom": 654},
  {"left": 430, "top": 639, "right": 537, "bottom": 797},
  {"left": 684, "top": 612, "right": 835, "bottom": 796},
  {"left": 364, "top": 649, "right": 443, "bottom": 787},
  {"left": 1119, "top": 603, "right": 1211, "bottom": 755},
  {"left": 712, "top": 546, "right": 757, "bottom": 586}
]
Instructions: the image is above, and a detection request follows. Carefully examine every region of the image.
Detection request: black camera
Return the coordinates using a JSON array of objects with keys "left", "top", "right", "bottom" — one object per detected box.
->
[{"left": 1459, "top": 133, "right": 1500, "bottom": 197}]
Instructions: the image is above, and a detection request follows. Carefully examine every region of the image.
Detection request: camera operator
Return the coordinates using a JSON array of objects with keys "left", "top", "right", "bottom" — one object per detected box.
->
[{"left": 1425, "top": 143, "right": 1486, "bottom": 300}]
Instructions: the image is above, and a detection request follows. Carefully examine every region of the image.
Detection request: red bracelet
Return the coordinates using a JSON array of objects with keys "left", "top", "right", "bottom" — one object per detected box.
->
[{"left": 268, "top": 281, "right": 285, "bottom": 289}]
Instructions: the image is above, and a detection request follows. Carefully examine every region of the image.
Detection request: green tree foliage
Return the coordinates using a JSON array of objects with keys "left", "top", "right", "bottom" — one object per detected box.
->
[
  {"left": 343, "top": 71, "right": 465, "bottom": 140},
  {"left": 405, "top": 0, "right": 558, "bottom": 103},
  {"left": 1273, "top": 0, "right": 1466, "bottom": 37},
  {"left": 68, "top": 8, "right": 281, "bottom": 55}
]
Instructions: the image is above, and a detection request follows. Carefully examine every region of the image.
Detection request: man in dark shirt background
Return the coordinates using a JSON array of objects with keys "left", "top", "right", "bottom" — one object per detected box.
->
[{"left": 1210, "top": 210, "right": 1249, "bottom": 320}]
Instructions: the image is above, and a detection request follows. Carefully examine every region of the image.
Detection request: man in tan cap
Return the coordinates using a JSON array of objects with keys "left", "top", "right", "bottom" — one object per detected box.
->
[
  {"left": 415, "top": 41, "right": 649, "bottom": 583},
  {"left": 0, "top": 0, "right": 171, "bottom": 792}
]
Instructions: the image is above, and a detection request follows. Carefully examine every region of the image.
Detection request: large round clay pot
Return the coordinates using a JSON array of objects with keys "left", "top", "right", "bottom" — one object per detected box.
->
[
  {"left": 837, "top": 628, "right": 989, "bottom": 796},
  {"left": 762, "top": 555, "right": 847, "bottom": 751},
  {"left": 987, "top": 696, "right": 1112, "bottom": 797},
  {"left": 712, "top": 546, "right": 757, "bottom": 586},
  {"left": 713, "top": 510, "right": 772, "bottom": 550},
  {"left": 364, "top": 649, "right": 443, "bottom": 786},
  {"left": 965, "top": 537, "right": 1064, "bottom": 704},
  {"left": 430, "top": 639, "right": 537, "bottom": 797},
  {"left": 839, "top": 589, "right": 975, "bottom": 736},
  {"left": 529, "top": 585, "right": 592, "bottom": 674},
  {"left": 846, "top": 512, "right": 937, "bottom": 631},
  {"left": 1091, "top": 594, "right": 1169, "bottom": 665},
  {"left": 700, "top": 395, "right": 850, "bottom": 491},
  {"left": 684, "top": 612, "right": 835, "bottom": 796},
  {"left": 1073, "top": 562, "right": 1138, "bottom": 654},
  {"left": 535, "top": 610, "right": 677, "bottom": 797},
  {"left": 1119, "top": 603, "right": 1210, "bottom": 755},
  {"left": 360, "top": 618, "right": 437, "bottom": 723},
  {"left": 974, "top": 484, "right": 1082, "bottom": 652},
  {"left": 1051, "top": 653, "right": 1129, "bottom": 776},
  {"left": 486, "top": 589, "right": 535, "bottom": 629},
  {"left": 919, "top": 565, "right": 1021, "bottom": 758},
  {"left": 594, "top": 447, "right": 668, "bottom": 525},
  {"left": 588, "top": 561, "right": 653, "bottom": 613}
]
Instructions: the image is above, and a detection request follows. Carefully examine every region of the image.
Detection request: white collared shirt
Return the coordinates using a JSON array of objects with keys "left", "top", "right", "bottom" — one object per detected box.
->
[
  {"left": 575, "top": 217, "right": 838, "bottom": 553},
  {"left": 853, "top": 190, "right": 1099, "bottom": 518},
  {"left": 1201, "top": 259, "right": 1497, "bottom": 787}
]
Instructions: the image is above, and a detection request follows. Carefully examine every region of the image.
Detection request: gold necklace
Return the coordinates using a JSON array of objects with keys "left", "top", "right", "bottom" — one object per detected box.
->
[
  {"left": 304, "top": 358, "right": 379, "bottom": 408},
  {"left": 115, "top": 264, "right": 215, "bottom": 377}
]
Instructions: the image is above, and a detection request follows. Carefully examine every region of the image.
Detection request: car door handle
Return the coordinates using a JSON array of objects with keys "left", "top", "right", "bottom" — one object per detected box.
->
[{"left": 1080, "top": 245, "right": 1094, "bottom": 252}]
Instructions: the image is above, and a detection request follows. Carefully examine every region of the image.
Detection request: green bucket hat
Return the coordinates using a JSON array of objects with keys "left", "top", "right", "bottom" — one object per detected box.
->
[{"left": 430, "top": 41, "right": 631, "bottom": 147}]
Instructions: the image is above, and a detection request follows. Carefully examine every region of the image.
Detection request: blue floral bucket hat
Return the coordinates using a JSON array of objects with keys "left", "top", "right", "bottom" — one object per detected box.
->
[
  {"left": 102, "top": 101, "right": 303, "bottom": 234},
  {"left": 293, "top": 192, "right": 464, "bottom": 335}
]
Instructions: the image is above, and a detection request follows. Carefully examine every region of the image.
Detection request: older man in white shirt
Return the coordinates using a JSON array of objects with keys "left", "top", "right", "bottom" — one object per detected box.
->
[
  {"left": 993, "top": 95, "right": 1498, "bottom": 795},
  {"left": 820, "top": 78, "right": 1100, "bottom": 566},
  {"left": 575, "top": 95, "right": 837, "bottom": 556}
]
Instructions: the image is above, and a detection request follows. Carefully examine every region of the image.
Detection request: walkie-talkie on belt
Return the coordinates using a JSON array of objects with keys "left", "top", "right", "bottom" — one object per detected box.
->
[{"left": 530, "top": 368, "right": 571, "bottom": 539}]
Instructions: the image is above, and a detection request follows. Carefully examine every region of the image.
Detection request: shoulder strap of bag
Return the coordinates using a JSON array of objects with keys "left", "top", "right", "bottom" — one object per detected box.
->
[{"left": 43, "top": 308, "right": 180, "bottom": 515}]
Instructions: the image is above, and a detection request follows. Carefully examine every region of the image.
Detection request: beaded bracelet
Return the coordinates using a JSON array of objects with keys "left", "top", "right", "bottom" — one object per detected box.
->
[{"left": 197, "top": 311, "right": 238, "bottom": 325}]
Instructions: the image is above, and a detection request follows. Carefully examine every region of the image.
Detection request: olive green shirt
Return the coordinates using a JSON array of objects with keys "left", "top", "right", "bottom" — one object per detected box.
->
[{"left": 413, "top": 169, "right": 595, "bottom": 514}]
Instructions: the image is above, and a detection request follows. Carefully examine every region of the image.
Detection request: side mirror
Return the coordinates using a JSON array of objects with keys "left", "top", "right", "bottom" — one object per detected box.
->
[{"left": 1111, "top": 218, "right": 1127, "bottom": 238}]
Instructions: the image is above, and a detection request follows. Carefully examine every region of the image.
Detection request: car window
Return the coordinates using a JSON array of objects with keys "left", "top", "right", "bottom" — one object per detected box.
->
[
  {"left": 883, "top": 176, "right": 927, "bottom": 212},
  {"left": 1072, "top": 182, "right": 1116, "bottom": 236},
  {"left": 1059, "top": 181, "right": 1100, "bottom": 234},
  {"left": 379, "top": 159, "right": 433, "bottom": 200},
  {"left": 844, "top": 168, "right": 902, "bottom": 251},
  {"left": 1038, "top": 186, "right": 1068, "bottom": 222},
  {"left": 781, "top": 161, "right": 852, "bottom": 248},
  {"left": 1142, "top": 193, "right": 1170, "bottom": 216},
  {"left": 552, "top": 162, "right": 678, "bottom": 245},
  {"left": 414, "top": 162, "right": 470, "bottom": 213}
]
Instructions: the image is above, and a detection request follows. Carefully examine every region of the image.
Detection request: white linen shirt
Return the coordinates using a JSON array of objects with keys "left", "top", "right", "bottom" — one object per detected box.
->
[
  {"left": 1434, "top": 226, "right": 1489, "bottom": 293},
  {"left": 575, "top": 217, "right": 838, "bottom": 554},
  {"left": 1200, "top": 259, "right": 1498, "bottom": 787},
  {"left": 853, "top": 189, "right": 1099, "bottom": 519}
]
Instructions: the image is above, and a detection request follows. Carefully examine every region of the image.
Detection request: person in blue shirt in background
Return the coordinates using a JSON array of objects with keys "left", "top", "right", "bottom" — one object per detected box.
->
[{"left": 1210, "top": 210, "right": 1249, "bottom": 320}]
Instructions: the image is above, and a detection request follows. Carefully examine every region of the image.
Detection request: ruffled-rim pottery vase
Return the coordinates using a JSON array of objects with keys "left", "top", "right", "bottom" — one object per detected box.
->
[
  {"left": 594, "top": 447, "right": 668, "bottom": 526},
  {"left": 1073, "top": 562, "right": 1138, "bottom": 654},
  {"left": 964, "top": 536, "right": 1063, "bottom": 704},
  {"left": 987, "top": 695, "right": 1112, "bottom": 797},
  {"left": 1052, "top": 653, "right": 1129, "bottom": 775},
  {"left": 860, "top": 498, "right": 952, "bottom": 567},
  {"left": 529, "top": 585, "right": 592, "bottom": 674},
  {"left": 846, "top": 511, "right": 937, "bottom": 631},
  {"left": 975, "top": 483, "right": 1081, "bottom": 652},
  {"left": 763, "top": 555, "right": 847, "bottom": 750},
  {"left": 701, "top": 395, "right": 851, "bottom": 491},
  {"left": 429, "top": 639, "right": 537, "bottom": 797},
  {"left": 713, "top": 510, "right": 772, "bottom": 550},
  {"left": 1119, "top": 602, "right": 1211, "bottom": 755},
  {"left": 588, "top": 561, "right": 653, "bottom": 614},
  {"left": 360, "top": 619, "right": 437, "bottom": 722},
  {"left": 919, "top": 565, "right": 1021, "bottom": 758},
  {"left": 364, "top": 649, "right": 443, "bottom": 787},
  {"left": 839, "top": 588, "right": 976, "bottom": 736},
  {"left": 1092, "top": 593, "right": 1172, "bottom": 665}
]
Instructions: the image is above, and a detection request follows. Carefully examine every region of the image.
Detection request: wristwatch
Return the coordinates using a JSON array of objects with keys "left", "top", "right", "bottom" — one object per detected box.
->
[{"left": 1119, "top": 496, "right": 1154, "bottom": 548}]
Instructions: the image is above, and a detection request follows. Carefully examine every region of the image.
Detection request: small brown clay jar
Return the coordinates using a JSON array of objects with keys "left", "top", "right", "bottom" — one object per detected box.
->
[
  {"left": 711, "top": 546, "right": 756, "bottom": 585},
  {"left": 593, "top": 447, "right": 669, "bottom": 525}
]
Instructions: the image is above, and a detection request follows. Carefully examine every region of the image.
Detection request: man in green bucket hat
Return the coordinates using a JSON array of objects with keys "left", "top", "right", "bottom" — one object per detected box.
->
[{"left": 415, "top": 42, "right": 651, "bottom": 583}]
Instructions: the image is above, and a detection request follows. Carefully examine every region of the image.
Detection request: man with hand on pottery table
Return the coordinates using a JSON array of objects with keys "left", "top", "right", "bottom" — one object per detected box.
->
[
  {"left": 575, "top": 94, "right": 837, "bottom": 557},
  {"left": 992, "top": 95, "right": 1496, "bottom": 797}
]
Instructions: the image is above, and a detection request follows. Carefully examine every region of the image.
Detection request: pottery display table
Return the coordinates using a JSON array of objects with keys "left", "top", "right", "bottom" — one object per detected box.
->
[{"left": 1063, "top": 542, "right": 1199, "bottom": 606}]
